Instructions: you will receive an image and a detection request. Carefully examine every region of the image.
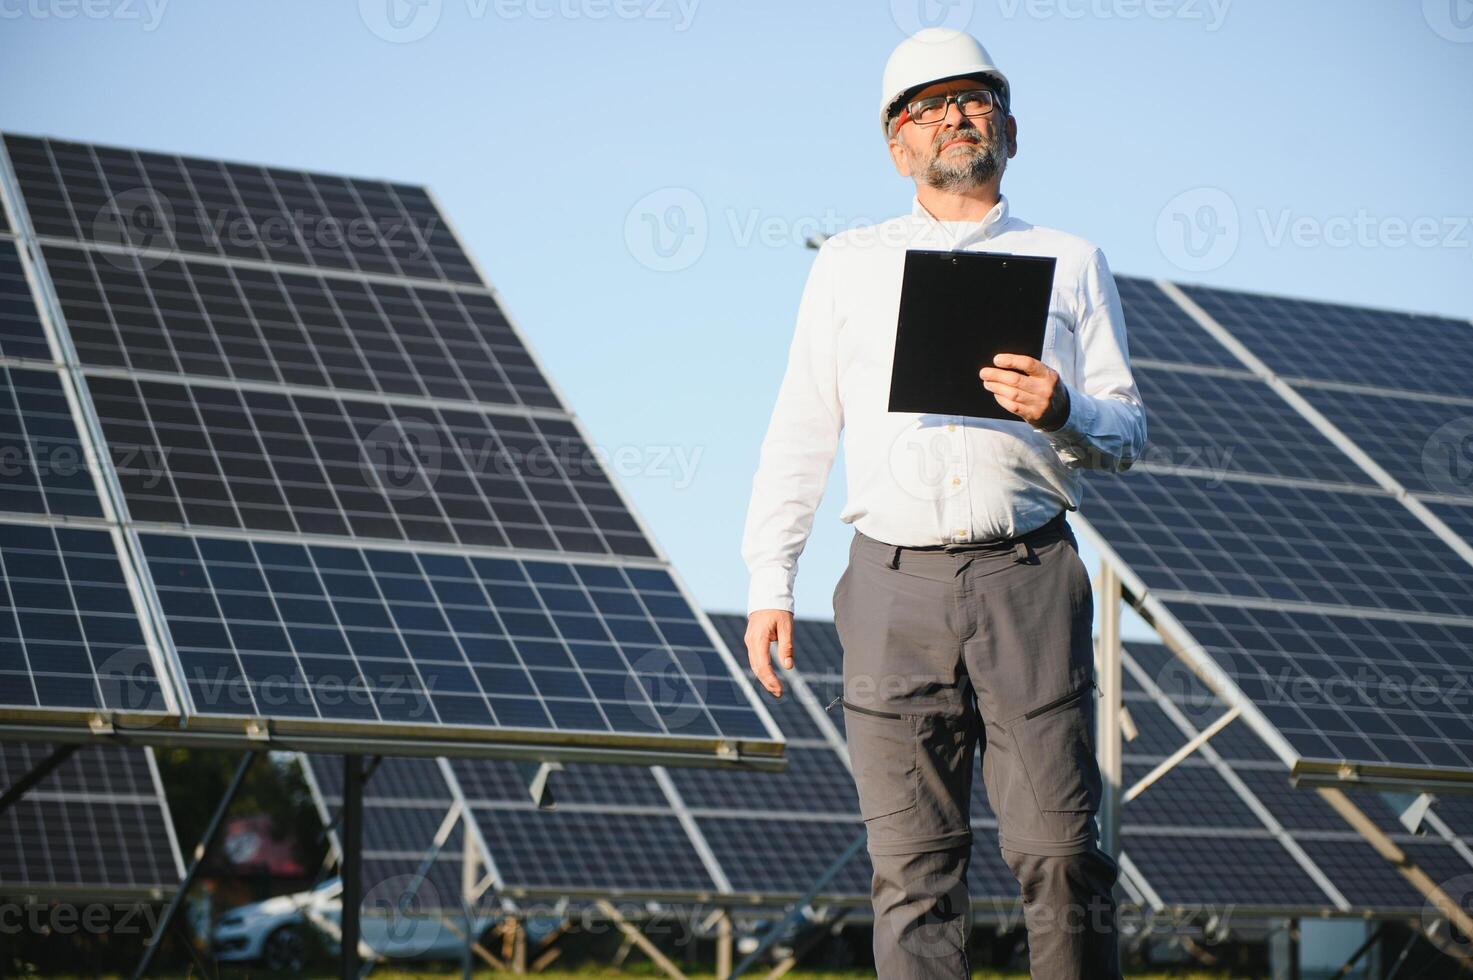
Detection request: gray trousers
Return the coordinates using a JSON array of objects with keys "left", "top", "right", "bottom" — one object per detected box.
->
[{"left": 832, "top": 515, "right": 1122, "bottom": 979}]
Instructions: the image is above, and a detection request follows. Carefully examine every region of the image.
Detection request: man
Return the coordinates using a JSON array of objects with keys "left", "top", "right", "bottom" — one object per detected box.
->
[{"left": 739, "top": 28, "right": 1147, "bottom": 980}]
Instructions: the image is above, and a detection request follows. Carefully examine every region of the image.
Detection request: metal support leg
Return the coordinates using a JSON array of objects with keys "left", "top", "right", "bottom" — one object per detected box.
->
[
  {"left": 340, "top": 753, "right": 364, "bottom": 980},
  {"left": 132, "top": 750, "right": 259, "bottom": 980},
  {"left": 715, "top": 908, "right": 733, "bottom": 980},
  {"left": 1096, "top": 562, "right": 1123, "bottom": 860},
  {"left": 595, "top": 899, "right": 688, "bottom": 980},
  {"left": 729, "top": 830, "right": 868, "bottom": 979}
]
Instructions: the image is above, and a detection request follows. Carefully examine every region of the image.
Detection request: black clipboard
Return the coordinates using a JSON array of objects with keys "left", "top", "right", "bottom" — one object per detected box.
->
[{"left": 887, "top": 249, "right": 1057, "bottom": 420}]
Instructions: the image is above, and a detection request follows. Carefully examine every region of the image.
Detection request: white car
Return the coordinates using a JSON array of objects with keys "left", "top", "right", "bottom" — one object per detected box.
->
[{"left": 212, "top": 877, "right": 495, "bottom": 971}]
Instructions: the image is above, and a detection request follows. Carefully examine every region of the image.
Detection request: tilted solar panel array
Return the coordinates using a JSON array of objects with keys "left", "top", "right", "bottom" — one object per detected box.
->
[
  {"left": 0, "top": 210, "right": 176, "bottom": 725},
  {"left": 298, "top": 616, "right": 1473, "bottom": 917},
  {"left": 296, "top": 613, "right": 1026, "bottom": 907},
  {"left": 0, "top": 133, "right": 780, "bottom": 763},
  {"left": 1120, "top": 640, "right": 1473, "bottom": 914},
  {"left": 0, "top": 742, "right": 184, "bottom": 898},
  {"left": 1081, "top": 277, "right": 1473, "bottom": 787}
]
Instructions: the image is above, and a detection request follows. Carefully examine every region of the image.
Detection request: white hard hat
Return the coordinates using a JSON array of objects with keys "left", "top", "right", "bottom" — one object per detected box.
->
[{"left": 880, "top": 28, "right": 1010, "bottom": 139}]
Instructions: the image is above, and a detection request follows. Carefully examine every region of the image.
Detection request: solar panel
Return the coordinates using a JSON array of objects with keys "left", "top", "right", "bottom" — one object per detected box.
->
[
  {"left": 41, "top": 243, "right": 557, "bottom": 408},
  {"left": 1430, "top": 501, "right": 1473, "bottom": 548},
  {"left": 0, "top": 132, "right": 780, "bottom": 763},
  {"left": 87, "top": 376, "right": 650, "bottom": 556},
  {"left": 1162, "top": 601, "right": 1473, "bottom": 772},
  {"left": 1132, "top": 365, "right": 1374, "bottom": 487},
  {"left": 0, "top": 366, "right": 105, "bottom": 518},
  {"left": 6, "top": 135, "right": 480, "bottom": 284},
  {"left": 0, "top": 240, "right": 52, "bottom": 361},
  {"left": 0, "top": 742, "right": 183, "bottom": 897},
  {"left": 0, "top": 522, "right": 171, "bottom": 719},
  {"left": 1081, "top": 277, "right": 1473, "bottom": 791},
  {"left": 142, "top": 532, "right": 767, "bottom": 740},
  {"left": 1178, "top": 284, "right": 1473, "bottom": 400},
  {"left": 1295, "top": 386, "right": 1473, "bottom": 502},
  {"left": 1115, "top": 277, "right": 1244, "bottom": 370},
  {"left": 1121, "top": 638, "right": 1473, "bottom": 914},
  {"left": 303, "top": 755, "right": 471, "bottom": 910},
  {"left": 477, "top": 807, "right": 719, "bottom": 895},
  {"left": 1083, "top": 472, "right": 1473, "bottom": 617}
]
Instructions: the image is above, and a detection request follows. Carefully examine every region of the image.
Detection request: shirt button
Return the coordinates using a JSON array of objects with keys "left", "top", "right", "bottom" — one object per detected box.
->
[
  {"left": 954, "top": 528, "right": 968, "bottom": 538},
  {"left": 951, "top": 477, "right": 962, "bottom": 486},
  {"left": 947, "top": 424, "right": 957, "bottom": 432}
]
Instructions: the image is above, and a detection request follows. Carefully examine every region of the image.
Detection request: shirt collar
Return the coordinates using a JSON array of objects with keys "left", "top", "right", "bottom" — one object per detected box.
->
[{"left": 910, "top": 193, "right": 1010, "bottom": 248}]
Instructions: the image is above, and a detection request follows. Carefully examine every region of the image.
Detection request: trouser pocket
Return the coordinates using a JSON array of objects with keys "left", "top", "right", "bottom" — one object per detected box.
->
[
  {"left": 842, "top": 699, "right": 920, "bottom": 821},
  {"left": 1013, "top": 682, "right": 1101, "bottom": 814}
]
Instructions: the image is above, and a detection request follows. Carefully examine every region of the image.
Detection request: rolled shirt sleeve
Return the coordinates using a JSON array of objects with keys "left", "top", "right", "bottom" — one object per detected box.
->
[{"left": 740, "top": 242, "right": 844, "bottom": 614}]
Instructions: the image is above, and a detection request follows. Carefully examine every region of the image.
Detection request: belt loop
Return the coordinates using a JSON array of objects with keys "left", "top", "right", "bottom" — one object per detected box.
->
[
  {"left": 888, "top": 545, "right": 901, "bottom": 569},
  {"left": 1012, "top": 540, "right": 1032, "bottom": 564}
]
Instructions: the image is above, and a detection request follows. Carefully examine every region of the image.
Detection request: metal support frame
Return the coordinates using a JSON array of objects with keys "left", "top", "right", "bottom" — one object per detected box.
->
[
  {"left": 1317, "top": 788, "right": 1473, "bottom": 944},
  {"left": 714, "top": 908, "right": 733, "bottom": 979},
  {"left": 1096, "top": 561, "right": 1124, "bottom": 859},
  {"left": 1332, "top": 921, "right": 1385, "bottom": 977},
  {"left": 594, "top": 899, "right": 689, "bottom": 980},
  {"left": 760, "top": 907, "right": 853, "bottom": 979},
  {"left": 132, "top": 750, "right": 259, "bottom": 979},
  {"left": 0, "top": 742, "right": 79, "bottom": 816},
  {"left": 339, "top": 754, "right": 363, "bottom": 978},
  {"left": 1123, "top": 706, "right": 1241, "bottom": 804},
  {"left": 729, "top": 830, "right": 868, "bottom": 979}
]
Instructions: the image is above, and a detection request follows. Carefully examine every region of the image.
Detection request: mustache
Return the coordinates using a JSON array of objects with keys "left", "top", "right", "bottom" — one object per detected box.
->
[{"left": 932, "top": 128, "right": 983, "bottom": 152}]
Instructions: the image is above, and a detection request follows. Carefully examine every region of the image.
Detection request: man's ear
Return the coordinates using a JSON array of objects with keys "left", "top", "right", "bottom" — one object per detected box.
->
[
  {"left": 887, "top": 134, "right": 914, "bottom": 177},
  {"left": 1005, "top": 114, "right": 1018, "bottom": 159}
]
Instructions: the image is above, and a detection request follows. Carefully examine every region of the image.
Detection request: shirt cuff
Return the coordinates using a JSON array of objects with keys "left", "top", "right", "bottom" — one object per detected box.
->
[
  {"left": 1034, "top": 380, "right": 1096, "bottom": 460},
  {"left": 747, "top": 565, "right": 796, "bottom": 615}
]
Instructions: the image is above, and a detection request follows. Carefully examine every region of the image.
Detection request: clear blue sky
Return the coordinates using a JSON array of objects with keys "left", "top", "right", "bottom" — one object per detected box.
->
[{"left": 3, "top": 1, "right": 1470, "bottom": 636}]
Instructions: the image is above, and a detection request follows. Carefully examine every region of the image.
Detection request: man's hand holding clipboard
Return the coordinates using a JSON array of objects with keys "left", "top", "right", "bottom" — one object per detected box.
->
[{"left": 980, "top": 352, "right": 1071, "bottom": 430}]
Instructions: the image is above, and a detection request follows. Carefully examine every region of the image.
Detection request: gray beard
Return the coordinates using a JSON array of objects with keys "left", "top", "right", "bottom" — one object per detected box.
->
[{"left": 920, "top": 130, "right": 1008, "bottom": 191}]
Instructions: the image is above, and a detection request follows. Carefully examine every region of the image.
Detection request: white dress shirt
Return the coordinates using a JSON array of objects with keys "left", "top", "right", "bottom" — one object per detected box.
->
[{"left": 740, "top": 193, "right": 1147, "bottom": 614}]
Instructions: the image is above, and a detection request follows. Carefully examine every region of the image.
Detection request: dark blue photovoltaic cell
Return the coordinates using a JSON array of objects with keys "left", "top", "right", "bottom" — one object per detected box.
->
[
  {"left": 450, "top": 757, "right": 669, "bottom": 808},
  {"left": 1429, "top": 502, "right": 1473, "bottom": 550},
  {"left": 1115, "top": 276, "right": 1242, "bottom": 370},
  {"left": 1298, "top": 386, "right": 1473, "bottom": 501},
  {"left": 140, "top": 532, "right": 769, "bottom": 740},
  {"left": 1165, "top": 600, "right": 1473, "bottom": 771},
  {"left": 0, "top": 367, "right": 103, "bottom": 518},
  {"left": 1181, "top": 284, "right": 1473, "bottom": 399},
  {"left": 42, "top": 242, "right": 558, "bottom": 409},
  {"left": 1133, "top": 366, "right": 1373, "bottom": 487},
  {"left": 0, "top": 742, "right": 181, "bottom": 896},
  {"left": 1081, "top": 470, "right": 1473, "bottom": 618},
  {"left": 87, "top": 375, "right": 651, "bottom": 557},
  {"left": 6, "top": 134, "right": 481, "bottom": 284},
  {"left": 305, "top": 755, "right": 470, "bottom": 912},
  {"left": 0, "top": 240, "right": 51, "bottom": 362},
  {"left": 0, "top": 743, "right": 180, "bottom": 893},
  {"left": 1297, "top": 838, "right": 1473, "bottom": 910},
  {"left": 671, "top": 746, "right": 858, "bottom": 815},
  {"left": 697, "top": 816, "right": 871, "bottom": 896},
  {"left": 474, "top": 808, "right": 717, "bottom": 894},
  {"left": 1118, "top": 761, "right": 1261, "bottom": 828},
  {"left": 0, "top": 523, "right": 163, "bottom": 715},
  {"left": 1123, "top": 832, "right": 1330, "bottom": 908}
]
